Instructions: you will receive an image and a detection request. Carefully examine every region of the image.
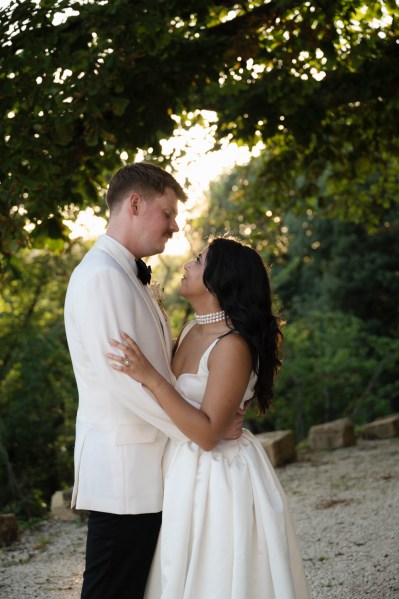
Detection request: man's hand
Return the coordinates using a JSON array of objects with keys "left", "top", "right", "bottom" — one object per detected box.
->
[{"left": 223, "top": 400, "right": 251, "bottom": 440}]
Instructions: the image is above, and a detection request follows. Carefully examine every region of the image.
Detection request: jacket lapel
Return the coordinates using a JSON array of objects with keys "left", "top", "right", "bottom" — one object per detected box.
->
[{"left": 94, "top": 236, "right": 173, "bottom": 376}]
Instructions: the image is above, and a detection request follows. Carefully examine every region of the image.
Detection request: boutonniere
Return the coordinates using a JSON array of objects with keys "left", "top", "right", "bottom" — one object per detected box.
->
[{"left": 148, "top": 281, "right": 168, "bottom": 320}]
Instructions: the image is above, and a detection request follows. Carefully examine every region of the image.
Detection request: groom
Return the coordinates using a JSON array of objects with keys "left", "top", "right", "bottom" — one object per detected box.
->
[{"left": 64, "top": 162, "right": 191, "bottom": 598}]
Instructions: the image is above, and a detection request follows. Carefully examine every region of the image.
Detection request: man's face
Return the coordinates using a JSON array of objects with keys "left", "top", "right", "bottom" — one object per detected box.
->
[{"left": 135, "top": 187, "right": 180, "bottom": 257}]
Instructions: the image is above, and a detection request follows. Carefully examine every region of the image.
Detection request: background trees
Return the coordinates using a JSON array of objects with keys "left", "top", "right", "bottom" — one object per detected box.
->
[
  {"left": 0, "top": 246, "right": 83, "bottom": 517},
  {"left": 194, "top": 164, "right": 399, "bottom": 439},
  {"left": 1, "top": 0, "right": 398, "bottom": 518},
  {"left": 1, "top": 0, "right": 398, "bottom": 259}
]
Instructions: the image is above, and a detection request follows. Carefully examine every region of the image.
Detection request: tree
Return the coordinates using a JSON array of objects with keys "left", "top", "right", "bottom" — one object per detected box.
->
[
  {"left": 272, "top": 208, "right": 399, "bottom": 337},
  {"left": 0, "top": 245, "right": 81, "bottom": 517},
  {"left": 205, "top": 1, "right": 399, "bottom": 227},
  {"left": 1, "top": 0, "right": 398, "bottom": 260},
  {"left": 262, "top": 311, "right": 399, "bottom": 440},
  {"left": 194, "top": 155, "right": 399, "bottom": 335},
  {"left": 194, "top": 160, "right": 399, "bottom": 438},
  {"left": 0, "top": 0, "right": 213, "bottom": 259}
]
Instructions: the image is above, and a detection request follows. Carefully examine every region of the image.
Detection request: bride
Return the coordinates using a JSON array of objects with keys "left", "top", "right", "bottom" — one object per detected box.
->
[{"left": 107, "top": 237, "right": 309, "bottom": 598}]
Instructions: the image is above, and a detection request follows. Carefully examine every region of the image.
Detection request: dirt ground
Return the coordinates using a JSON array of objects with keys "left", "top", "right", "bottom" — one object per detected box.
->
[{"left": 1, "top": 437, "right": 398, "bottom": 598}]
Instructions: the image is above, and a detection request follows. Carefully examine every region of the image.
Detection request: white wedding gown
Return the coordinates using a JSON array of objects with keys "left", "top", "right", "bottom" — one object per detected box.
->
[{"left": 145, "top": 326, "right": 309, "bottom": 599}]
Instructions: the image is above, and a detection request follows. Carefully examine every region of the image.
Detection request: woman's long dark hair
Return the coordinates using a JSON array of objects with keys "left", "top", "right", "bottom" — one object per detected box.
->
[{"left": 203, "top": 238, "right": 283, "bottom": 414}]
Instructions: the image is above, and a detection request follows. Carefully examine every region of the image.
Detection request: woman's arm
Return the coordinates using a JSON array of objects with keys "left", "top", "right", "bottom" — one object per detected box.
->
[{"left": 107, "top": 332, "right": 252, "bottom": 451}]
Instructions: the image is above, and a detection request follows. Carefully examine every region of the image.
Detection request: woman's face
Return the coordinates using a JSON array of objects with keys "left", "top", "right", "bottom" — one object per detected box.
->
[{"left": 179, "top": 247, "right": 209, "bottom": 299}]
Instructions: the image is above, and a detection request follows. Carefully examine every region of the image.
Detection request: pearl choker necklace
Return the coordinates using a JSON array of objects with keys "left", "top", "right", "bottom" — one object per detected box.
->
[{"left": 195, "top": 310, "right": 226, "bottom": 325}]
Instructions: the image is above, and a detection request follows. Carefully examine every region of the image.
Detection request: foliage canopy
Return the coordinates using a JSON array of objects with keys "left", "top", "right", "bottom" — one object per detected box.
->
[{"left": 1, "top": 0, "right": 398, "bottom": 260}]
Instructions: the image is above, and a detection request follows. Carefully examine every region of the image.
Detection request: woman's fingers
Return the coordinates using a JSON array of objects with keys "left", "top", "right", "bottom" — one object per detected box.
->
[
  {"left": 107, "top": 336, "right": 147, "bottom": 381},
  {"left": 109, "top": 339, "right": 135, "bottom": 356},
  {"left": 105, "top": 351, "right": 126, "bottom": 372},
  {"left": 120, "top": 331, "right": 138, "bottom": 349},
  {"left": 106, "top": 352, "right": 129, "bottom": 368},
  {"left": 106, "top": 351, "right": 136, "bottom": 373},
  {"left": 109, "top": 338, "right": 126, "bottom": 351},
  {"left": 106, "top": 352, "right": 125, "bottom": 363},
  {"left": 106, "top": 335, "right": 152, "bottom": 385},
  {"left": 110, "top": 335, "right": 140, "bottom": 354}
]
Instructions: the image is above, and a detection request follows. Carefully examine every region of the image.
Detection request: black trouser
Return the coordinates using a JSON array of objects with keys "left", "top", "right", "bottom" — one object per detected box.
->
[{"left": 81, "top": 510, "right": 162, "bottom": 599}]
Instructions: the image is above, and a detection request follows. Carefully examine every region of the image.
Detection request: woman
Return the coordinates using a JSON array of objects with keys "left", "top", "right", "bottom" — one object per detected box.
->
[{"left": 107, "top": 237, "right": 309, "bottom": 598}]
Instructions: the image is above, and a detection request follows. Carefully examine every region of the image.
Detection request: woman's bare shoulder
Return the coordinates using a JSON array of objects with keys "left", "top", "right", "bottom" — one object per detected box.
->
[{"left": 210, "top": 331, "right": 252, "bottom": 365}]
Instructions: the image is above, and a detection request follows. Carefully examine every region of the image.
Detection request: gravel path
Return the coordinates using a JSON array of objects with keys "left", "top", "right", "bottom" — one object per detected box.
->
[{"left": 1, "top": 437, "right": 398, "bottom": 598}]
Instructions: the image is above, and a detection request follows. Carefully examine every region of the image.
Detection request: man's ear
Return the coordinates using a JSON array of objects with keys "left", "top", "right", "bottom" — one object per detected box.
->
[{"left": 129, "top": 192, "right": 141, "bottom": 215}]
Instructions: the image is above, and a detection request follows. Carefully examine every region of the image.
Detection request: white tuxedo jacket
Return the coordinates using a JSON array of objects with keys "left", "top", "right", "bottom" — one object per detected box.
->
[{"left": 64, "top": 235, "right": 186, "bottom": 514}]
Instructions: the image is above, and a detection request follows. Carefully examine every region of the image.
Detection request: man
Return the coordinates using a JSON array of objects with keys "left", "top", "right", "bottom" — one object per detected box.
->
[
  {"left": 65, "top": 162, "right": 243, "bottom": 598},
  {"left": 65, "top": 162, "right": 190, "bottom": 598}
]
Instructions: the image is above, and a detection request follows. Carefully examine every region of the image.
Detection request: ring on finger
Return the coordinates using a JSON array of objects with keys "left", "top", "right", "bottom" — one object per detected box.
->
[{"left": 123, "top": 357, "right": 132, "bottom": 367}]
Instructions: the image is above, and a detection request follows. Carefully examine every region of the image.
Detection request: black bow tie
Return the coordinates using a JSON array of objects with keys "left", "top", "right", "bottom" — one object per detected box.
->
[{"left": 136, "top": 259, "right": 152, "bottom": 285}]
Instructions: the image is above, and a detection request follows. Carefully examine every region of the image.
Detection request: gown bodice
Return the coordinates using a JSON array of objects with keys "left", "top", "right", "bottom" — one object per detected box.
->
[{"left": 175, "top": 331, "right": 257, "bottom": 411}]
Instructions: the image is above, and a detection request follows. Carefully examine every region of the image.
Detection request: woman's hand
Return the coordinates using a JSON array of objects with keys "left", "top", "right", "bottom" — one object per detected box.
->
[{"left": 106, "top": 332, "right": 163, "bottom": 392}]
